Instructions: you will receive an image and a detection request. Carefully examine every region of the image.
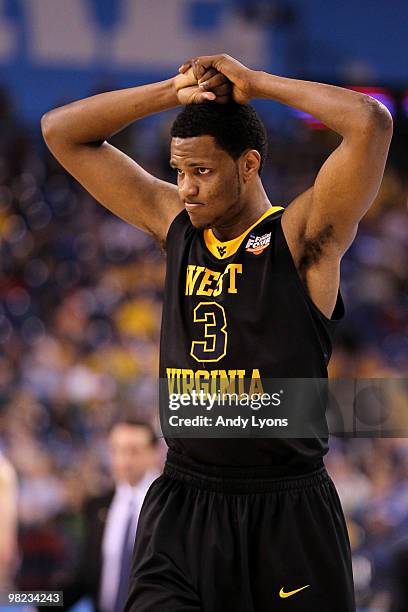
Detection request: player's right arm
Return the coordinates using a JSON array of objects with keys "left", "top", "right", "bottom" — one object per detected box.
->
[{"left": 41, "top": 70, "right": 226, "bottom": 244}]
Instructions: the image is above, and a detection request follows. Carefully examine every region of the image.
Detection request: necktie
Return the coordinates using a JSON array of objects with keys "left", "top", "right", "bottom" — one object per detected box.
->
[{"left": 113, "top": 499, "right": 135, "bottom": 612}]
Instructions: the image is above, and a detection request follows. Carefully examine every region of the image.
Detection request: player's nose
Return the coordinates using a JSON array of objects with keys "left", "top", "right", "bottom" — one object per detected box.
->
[{"left": 179, "top": 177, "right": 199, "bottom": 199}]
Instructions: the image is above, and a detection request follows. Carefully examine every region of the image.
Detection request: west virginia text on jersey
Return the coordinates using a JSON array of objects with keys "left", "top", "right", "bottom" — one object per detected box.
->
[
  {"left": 185, "top": 264, "right": 242, "bottom": 296},
  {"left": 166, "top": 367, "right": 264, "bottom": 396}
]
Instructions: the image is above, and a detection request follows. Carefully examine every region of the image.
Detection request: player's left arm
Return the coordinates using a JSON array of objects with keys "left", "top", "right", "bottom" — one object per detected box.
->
[
  {"left": 291, "top": 96, "right": 393, "bottom": 256},
  {"left": 179, "top": 54, "right": 393, "bottom": 256}
]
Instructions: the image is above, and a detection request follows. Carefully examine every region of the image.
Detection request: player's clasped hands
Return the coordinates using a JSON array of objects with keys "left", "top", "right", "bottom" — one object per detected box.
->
[
  {"left": 174, "top": 63, "right": 231, "bottom": 105},
  {"left": 174, "top": 53, "right": 257, "bottom": 106}
]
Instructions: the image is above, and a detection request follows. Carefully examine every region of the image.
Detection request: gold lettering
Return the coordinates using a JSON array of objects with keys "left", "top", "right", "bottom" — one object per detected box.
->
[
  {"left": 181, "top": 369, "right": 195, "bottom": 394},
  {"left": 210, "top": 370, "right": 219, "bottom": 395},
  {"left": 197, "top": 268, "right": 221, "bottom": 296},
  {"left": 195, "top": 370, "right": 210, "bottom": 395},
  {"left": 166, "top": 368, "right": 181, "bottom": 395},
  {"left": 236, "top": 370, "right": 246, "bottom": 396},
  {"left": 186, "top": 264, "right": 242, "bottom": 296},
  {"left": 218, "top": 370, "right": 237, "bottom": 395},
  {"left": 227, "top": 264, "right": 243, "bottom": 294},
  {"left": 167, "top": 369, "right": 266, "bottom": 397},
  {"left": 185, "top": 265, "right": 205, "bottom": 295},
  {"left": 248, "top": 368, "right": 264, "bottom": 395}
]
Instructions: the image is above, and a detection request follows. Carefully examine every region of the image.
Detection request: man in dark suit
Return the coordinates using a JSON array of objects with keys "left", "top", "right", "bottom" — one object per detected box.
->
[{"left": 49, "top": 418, "right": 160, "bottom": 612}]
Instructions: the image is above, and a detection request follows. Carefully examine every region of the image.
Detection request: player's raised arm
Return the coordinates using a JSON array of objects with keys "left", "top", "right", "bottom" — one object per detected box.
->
[
  {"left": 41, "top": 68, "right": 229, "bottom": 245},
  {"left": 182, "top": 54, "right": 393, "bottom": 256}
]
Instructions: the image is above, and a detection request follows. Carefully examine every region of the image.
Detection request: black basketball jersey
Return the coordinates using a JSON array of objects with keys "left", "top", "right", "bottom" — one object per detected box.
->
[{"left": 159, "top": 207, "right": 344, "bottom": 473}]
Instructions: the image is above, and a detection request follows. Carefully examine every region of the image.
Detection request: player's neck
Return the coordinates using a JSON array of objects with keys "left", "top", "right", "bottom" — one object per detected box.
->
[{"left": 211, "top": 182, "right": 272, "bottom": 242}]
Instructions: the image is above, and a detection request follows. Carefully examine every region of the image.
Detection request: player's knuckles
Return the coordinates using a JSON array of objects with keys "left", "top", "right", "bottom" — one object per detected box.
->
[
  {"left": 192, "top": 58, "right": 207, "bottom": 79},
  {"left": 190, "top": 55, "right": 229, "bottom": 81},
  {"left": 197, "top": 56, "right": 217, "bottom": 72}
]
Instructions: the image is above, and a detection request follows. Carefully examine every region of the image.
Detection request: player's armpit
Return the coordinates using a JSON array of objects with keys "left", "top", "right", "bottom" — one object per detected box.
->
[
  {"left": 305, "top": 103, "right": 393, "bottom": 256},
  {"left": 41, "top": 130, "right": 183, "bottom": 244}
]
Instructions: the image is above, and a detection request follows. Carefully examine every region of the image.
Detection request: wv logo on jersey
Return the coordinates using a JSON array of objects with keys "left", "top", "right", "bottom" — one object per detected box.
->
[
  {"left": 245, "top": 232, "right": 271, "bottom": 255},
  {"left": 217, "top": 246, "right": 227, "bottom": 257}
]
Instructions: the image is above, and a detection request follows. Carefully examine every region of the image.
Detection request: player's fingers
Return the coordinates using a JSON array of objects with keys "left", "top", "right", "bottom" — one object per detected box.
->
[
  {"left": 212, "top": 83, "right": 231, "bottom": 96},
  {"left": 180, "top": 58, "right": 203, "bottom": 79},
  {"left": 198, "top": 69, "right": 218, "bottom": 83},
  {"left": 178, "top": 61, "right": 192, "bottom": 74},
  {"left": 192, "top": 58, "right": 207, "bottom": 80},
  {"left": 195, "top": 67, "right": 218, "bottom": 84},
  {"left": 199, "top": 73, "right": 227, "bottom": 91},
  {"left": 202, "top": 67, "right": 217, "bottom": 79},
  {"left": 193, "top": 54, "right": 224, "bottom": 74},
  {"left": 197, "top": 91, "right": 216, "bottom": 102},
  {"left": 199, "top": 70, "right": 229, "bottom": 86}
]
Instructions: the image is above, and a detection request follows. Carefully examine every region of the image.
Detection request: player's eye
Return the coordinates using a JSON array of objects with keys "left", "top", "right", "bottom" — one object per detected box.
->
[
  {"left": 197, "top": 168, "right": 210, "bottom": 175},
  {"left": 175, "top": 168, "right": 184, "bottom": 175}
]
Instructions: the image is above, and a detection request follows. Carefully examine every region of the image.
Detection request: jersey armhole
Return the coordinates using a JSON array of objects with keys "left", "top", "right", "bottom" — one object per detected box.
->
[
  {"left": 276, "top": 216, "right": 345, "bottom": 325},
  {"left": 163, "top": 209, "right": 190, "bottom": 252}
]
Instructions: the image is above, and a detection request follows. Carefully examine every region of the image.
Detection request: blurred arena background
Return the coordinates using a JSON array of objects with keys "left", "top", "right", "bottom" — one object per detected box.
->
[{"left": 0, "top": 1, "right": 407, "bottom": 611}]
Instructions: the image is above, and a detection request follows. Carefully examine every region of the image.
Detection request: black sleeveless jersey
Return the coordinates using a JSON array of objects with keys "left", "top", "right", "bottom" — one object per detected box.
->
[{"left": 159, "top": 207, "right": 344, "bottom": 474}]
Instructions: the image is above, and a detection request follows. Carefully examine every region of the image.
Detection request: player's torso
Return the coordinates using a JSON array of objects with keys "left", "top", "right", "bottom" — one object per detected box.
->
[{"left": 160, "top": 207, "right": 343, "bottom": 469}]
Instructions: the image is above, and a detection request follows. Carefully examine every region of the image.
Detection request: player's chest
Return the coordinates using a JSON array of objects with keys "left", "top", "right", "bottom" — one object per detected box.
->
[{"left": 179, "top": 238, "right": 276, "bottom": 303}]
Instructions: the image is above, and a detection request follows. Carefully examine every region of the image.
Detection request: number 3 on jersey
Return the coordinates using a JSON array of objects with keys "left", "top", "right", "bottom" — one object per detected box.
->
[{"left": 190, "top": 301, "right": 227, "bottom": 363}]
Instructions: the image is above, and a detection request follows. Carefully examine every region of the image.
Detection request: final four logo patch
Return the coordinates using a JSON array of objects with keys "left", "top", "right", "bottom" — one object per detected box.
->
[{"left": 245, "top": 232, "right": 271, "bottom": 255}]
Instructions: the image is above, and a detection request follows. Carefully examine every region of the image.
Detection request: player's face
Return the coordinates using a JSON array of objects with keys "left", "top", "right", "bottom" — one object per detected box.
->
[{"left": 170, "top": 135, "right": 241, "bottom": 229}]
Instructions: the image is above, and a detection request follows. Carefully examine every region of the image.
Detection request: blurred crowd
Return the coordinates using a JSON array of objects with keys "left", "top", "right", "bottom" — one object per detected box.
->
[{"left": 0, "top": 84, "right": 407, "bottom": 610}]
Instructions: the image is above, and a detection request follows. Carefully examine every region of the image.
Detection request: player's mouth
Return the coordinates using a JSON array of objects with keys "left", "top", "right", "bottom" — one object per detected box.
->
[{"left": 185, "top": 201, "right": 204, "bottom": 211}]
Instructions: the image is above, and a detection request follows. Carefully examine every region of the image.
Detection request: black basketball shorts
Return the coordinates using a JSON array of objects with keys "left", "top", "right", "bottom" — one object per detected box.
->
[{"left": 125, "top": 450, "right": 355, "bottom": 611}]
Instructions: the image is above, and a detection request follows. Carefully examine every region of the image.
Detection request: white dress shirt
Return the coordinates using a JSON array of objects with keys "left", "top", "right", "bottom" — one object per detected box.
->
[{"left": 99, "top": 470, "right": 158, "bottom": 612}]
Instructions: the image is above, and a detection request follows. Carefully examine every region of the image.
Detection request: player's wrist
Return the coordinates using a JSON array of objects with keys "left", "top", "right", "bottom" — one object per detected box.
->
[
  {"left": 167, "top": 76, "right": 184, "bottom": 106},
  {"left": 248, "top": 70, "right": 269, "bottom": 100},
  {"left": 131, "top": 79, "right": 181, "bottom": 118}
]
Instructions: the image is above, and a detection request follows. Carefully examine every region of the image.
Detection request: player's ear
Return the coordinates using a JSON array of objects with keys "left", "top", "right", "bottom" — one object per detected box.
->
[{"left": 241, "top": 149, "right": 261, "bottom": 181}]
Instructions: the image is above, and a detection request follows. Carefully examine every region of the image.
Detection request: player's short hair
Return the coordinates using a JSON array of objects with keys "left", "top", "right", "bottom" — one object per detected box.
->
[{"left": 170, "top": 102, "right": 268, "bottom": 173}]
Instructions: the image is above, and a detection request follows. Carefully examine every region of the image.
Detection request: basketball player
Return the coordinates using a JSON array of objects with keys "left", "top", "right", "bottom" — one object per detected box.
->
[{"left": 41, "top": 54, "right": 392, "bottom": 611}]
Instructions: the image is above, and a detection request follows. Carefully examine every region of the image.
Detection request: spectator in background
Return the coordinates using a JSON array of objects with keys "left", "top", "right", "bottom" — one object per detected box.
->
[
  {"left": 44, "top": 419, "right": 160, "bottom": 612},
  {"left": 0, "top": 451, "right": 18, "bottom": 591}
]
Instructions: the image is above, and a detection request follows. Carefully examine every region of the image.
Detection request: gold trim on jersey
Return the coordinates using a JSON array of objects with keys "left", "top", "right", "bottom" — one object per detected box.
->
[{"left": 203, "top": 206, "right": 284, "bottom": 259}]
